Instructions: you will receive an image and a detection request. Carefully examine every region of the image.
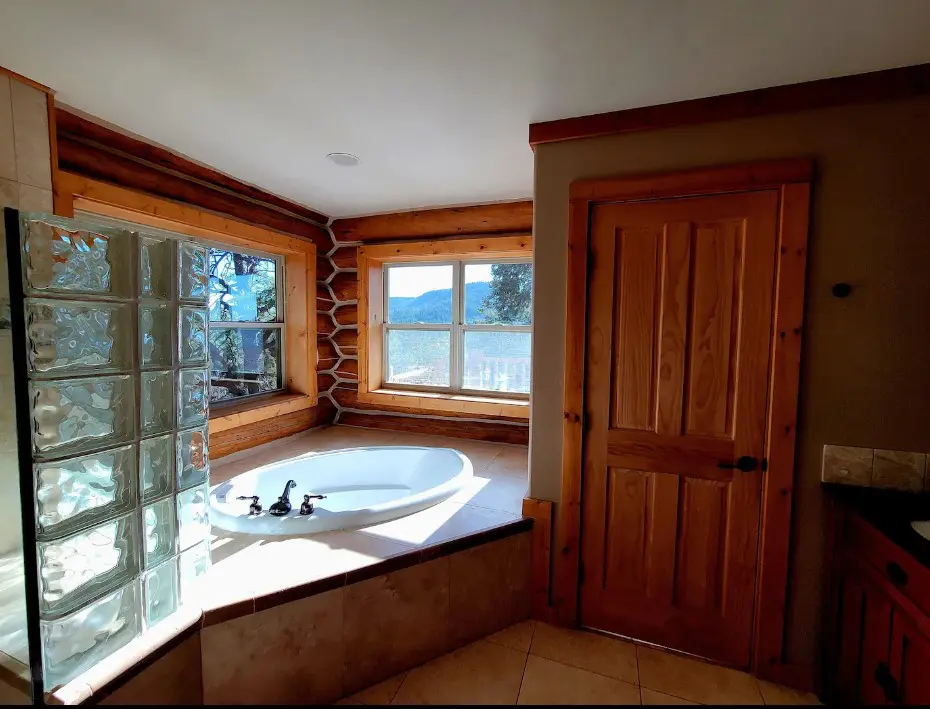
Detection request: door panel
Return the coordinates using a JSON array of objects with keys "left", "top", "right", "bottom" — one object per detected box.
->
[
  {"left": 580, "top": 191, "right": 779, "bottom": 668},
  {"left": 890, "top": 611, "right": 930, "bottom": 705}
]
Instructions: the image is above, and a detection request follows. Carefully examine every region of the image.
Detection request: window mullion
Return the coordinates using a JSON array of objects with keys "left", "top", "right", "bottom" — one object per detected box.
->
[{"left": 452, "top": 261, "right": 463, "bottom": 391}]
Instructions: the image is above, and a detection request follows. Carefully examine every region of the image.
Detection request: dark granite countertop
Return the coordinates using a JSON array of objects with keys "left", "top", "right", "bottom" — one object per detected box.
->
[{"left": 823, "top": 483, "right": 930, "bottom": 569}]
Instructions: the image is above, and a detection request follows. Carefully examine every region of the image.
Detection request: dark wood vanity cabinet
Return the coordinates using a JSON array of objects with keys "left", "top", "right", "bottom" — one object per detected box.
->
[{"left": 826, "top": 504, "right": 930, "bottom": 705}]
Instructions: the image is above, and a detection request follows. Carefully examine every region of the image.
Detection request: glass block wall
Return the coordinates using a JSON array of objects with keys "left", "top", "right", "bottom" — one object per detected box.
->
[{"left": 10, "top": 212, "right": 212, "bottom": 690}]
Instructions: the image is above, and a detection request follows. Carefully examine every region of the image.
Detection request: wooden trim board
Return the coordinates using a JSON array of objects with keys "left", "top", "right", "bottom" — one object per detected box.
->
[
  {"left": 522, "top": 498, "right": 553, "bottom": 621},
  {"left": 530, "top": 63, "right": 930, "bottom": 146},
  {"left": 554, "top": 159, "right": 813, "bottom": 685},
  {"left": 331, "top": 201, "right": 533, "bottom": 243},
  {"left": 54, "top": 172, "right": 319, "bottom": 436},
  {"left": 0, "top": 64, "right": 53, "bottom": 94},
  {"left": 339, "top": 411, "right": 529, "bottom": 445}
]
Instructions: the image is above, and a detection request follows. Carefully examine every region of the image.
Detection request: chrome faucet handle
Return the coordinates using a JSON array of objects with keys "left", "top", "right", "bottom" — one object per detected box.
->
[{"left": 236, "top": 495, "right": 262, "bottom": 515}]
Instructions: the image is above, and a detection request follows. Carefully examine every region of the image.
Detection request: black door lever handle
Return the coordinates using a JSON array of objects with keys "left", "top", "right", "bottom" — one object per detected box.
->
[{"left": 717, "top": 456, "right": 759, "bottom": 473}]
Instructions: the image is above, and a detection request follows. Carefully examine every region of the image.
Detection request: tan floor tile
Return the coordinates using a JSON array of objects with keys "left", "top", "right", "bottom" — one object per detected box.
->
[
  {"left": 487, "top": 447, "right": 529, "bottom": 478},
  {"left": 758, "top": 679, "right": 821, "bottom": 705},
  {"left": 391, "top": 640, "right": 526, "bottom": 705},
  {"left": 641, "top": 687, "right": 697, "bottom": 705},
  {"left": 637, "top": 645, "right": 762, "bottom": 705},
  {"left": 486, "top": 620, "right": 536, "bottom": 653},
  {"left": 350, "top": 672, "right": 406, "bottom": 704},
  {"left": 530, "top": 622, "right": 638, "bottom": 684},
  {"left": 451, "top": 469, "right": 527, "bottom": 515},
  {"left": 518, "top": 655, "right": 640, "bottom": 705}
]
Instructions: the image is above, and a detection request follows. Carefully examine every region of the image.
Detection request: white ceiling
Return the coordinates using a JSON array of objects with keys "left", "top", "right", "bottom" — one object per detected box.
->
[{"left": 2, "top": 0, "right": 930, "bottom": 219}]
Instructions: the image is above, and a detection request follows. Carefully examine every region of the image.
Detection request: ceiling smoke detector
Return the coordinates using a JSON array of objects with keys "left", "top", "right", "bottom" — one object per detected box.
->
[{"left": 326, "top": 152, "right": 360, "bottom": 167}]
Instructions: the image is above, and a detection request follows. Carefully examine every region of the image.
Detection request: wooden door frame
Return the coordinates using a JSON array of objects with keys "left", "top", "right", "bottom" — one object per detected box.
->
[{"left": 554, "top": 158, "right": 813, "bottom": 683}]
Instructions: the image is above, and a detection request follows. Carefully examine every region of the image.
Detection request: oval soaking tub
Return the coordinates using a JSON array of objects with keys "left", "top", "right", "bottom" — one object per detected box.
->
[{"left": 210, "top": 446, "right": 473, "bottom": 535}]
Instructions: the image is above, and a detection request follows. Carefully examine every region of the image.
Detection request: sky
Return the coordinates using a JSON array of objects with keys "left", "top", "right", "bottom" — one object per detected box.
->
[{"left": 387, "top": 263, "right": 493, "bottom": 298}]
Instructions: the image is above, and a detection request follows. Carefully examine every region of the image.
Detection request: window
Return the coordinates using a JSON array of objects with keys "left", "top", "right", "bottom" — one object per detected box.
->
[
  {"left": 207, "top": 244, "right": 285, "bottom": 404},
  {"left": 383, "top": 259, "right": 532, "bottom": 396}
]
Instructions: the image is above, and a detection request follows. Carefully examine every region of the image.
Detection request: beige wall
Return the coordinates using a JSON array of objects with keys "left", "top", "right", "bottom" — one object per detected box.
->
[
  {"left": 529, "top": 95, "right": 930, "bottom": 668},
  {"left": 0, "top": 73, "right": 53, "bottom": 554}
]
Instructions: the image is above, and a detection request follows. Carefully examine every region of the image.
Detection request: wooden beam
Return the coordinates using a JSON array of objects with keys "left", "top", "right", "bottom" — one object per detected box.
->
[
  {"left": 57, "top": 135, "right": 331, "bottom": 252},
  {"left": 56, "top": 108, "right": 329, "bottom": 225},
  {"left": 211, "top": 400, "right": 337, "bottom": 459},
  {"left": 331, "top": 200, "right": 533, "bottom": 243},
  {"left": 530, "top": 63, "right": 930, "bottom": 146},
  {"left": 338, "top": 411, "right": 529, "bottom": 445},
  {"left": 332, "top": 386, "right": 529, "bottom": 423}
]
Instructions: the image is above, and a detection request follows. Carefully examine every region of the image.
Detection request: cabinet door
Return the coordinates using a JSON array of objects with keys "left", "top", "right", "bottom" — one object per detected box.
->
[
  {"left": 889, "top": 612, "right": 930, "bottom": 705},
  {"left": 833, "top": 567, "right": 893, "bottom": 705}
]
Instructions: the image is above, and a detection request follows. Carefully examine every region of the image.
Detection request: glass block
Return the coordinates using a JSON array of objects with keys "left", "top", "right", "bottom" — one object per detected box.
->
[
  {"left": 41, "top": 582, "right": 140, "bottom": 689},
  {"left": 140, "top": 235, "right": 173, "bottom": 300},
  {"left": 140, "top": 304, "right": 173, "bottom": 367},
  {"left": 142, "top": 557, "right": 179, "bottom": 629},
  {"left": 140, "top": 434, "right": 174, "bottom": 502},
  {"left": 141, "top": 370, "right": 173, "bottom": 435},
  {"left": 177, "top": 426, "right": 209, "bottom": 491},
  {"left": 178, "top": 540, "right": 210, "bottom": 601},
  {"left": 178, "top": 368, "right": 208, "bottom": 427},
  {"left": 30, "top": 375, "right": 134, "bottom": 459},
  {"left": 179, "top": 241, "right": 208, "bottom": 301},
  {"left": 143, "top": 497, "right": 177, "bottom": 569},
  {"left": 178, "top": 307, "right": 208, "bottom": 364},
  {"left": 37, "top": 512, "right": 139, "bottom": 616},
  {"left": 21, "top": 215, "right": 132, "bottom": 297},
  {"left": 177, "top": 485, "right": 209, "bottom": 552},
  {"left": 35, "top": 445, "right": 136, "bottom": 540},
  {"left": 25, "top": 300, "right": 132, "bottom": 376}
]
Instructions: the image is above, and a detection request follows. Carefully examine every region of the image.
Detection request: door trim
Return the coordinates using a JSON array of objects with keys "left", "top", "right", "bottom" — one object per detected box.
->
[{"left": 554, "top": 158, "right": 813, "bottom": 683}]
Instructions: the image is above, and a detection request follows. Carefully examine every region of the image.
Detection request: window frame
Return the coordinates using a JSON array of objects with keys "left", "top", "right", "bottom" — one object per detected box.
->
[
  {"left": 382, "top": 257, "right": 532, "bottom": 399},
  {"left": 358, "top": 235, "right": 532, "bottom": 420},
  {"left": 202, "top": 238, "right": 288, "bottom": 409}
]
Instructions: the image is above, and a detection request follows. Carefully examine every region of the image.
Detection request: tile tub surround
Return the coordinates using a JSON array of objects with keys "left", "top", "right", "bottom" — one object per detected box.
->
[
  {"left": 201, "top": 531, "right": 533, "bottom": 704},
  {"left": 342, "top": 620, "right": 821, "bottom": 706},
  {"left": 822, "top": 444, "right": 929, "bottom": 492},
  {"left": 199, "top": 423, "right": 530, "bottom": 624}
]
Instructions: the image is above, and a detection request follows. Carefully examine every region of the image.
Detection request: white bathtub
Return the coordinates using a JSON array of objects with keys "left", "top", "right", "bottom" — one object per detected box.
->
[{"left": 209, "top": 446, "right": 473, "bottom": 535}]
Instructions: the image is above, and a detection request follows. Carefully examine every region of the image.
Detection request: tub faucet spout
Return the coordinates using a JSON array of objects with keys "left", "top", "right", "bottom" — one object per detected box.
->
[{"left": 269, "top": 480, "right": 297, "bottom": 516}]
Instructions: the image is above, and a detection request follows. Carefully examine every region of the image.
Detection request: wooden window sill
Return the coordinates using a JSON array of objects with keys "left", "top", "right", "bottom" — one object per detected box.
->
[
  {"left": 360, "top": 388, "right": 530, "bottom": 420},
  {"left": 208, "top": 392, "right": 318, "bottom": 434}
]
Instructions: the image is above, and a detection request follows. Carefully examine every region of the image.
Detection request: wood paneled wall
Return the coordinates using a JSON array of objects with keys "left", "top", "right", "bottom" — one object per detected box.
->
[
  {"left": 55, "top": 109, "right": 532, "bottom": 450},
  {"left": 326, "top": 203, "right": 533, "bottom": 445},
  {"left": 53, "top": 109, "right": 340, "bottom": 456}
]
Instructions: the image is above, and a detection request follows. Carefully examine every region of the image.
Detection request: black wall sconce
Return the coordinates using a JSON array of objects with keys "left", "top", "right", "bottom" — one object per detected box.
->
[{"left": 831, "top": 282, "right": 852, "bottom": 298}]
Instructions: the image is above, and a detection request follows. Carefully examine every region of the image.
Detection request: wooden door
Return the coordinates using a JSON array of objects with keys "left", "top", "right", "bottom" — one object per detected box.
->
[{"left": 579, "top": 190, "right": 779, "bottom": 667}]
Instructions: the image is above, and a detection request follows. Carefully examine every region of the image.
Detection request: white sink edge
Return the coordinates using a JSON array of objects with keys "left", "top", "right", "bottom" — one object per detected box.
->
[{"left": 911, "top": 520, "right": 930, "bottom": 542}]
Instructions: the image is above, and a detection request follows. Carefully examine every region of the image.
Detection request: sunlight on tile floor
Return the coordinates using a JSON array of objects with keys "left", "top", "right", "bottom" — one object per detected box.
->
[{"left": 339, "top": 620, "right": 821, "bottom": 706}]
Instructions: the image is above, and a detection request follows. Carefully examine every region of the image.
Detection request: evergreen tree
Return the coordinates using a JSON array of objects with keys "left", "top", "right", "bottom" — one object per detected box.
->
[{"left": 480, "top": 263, "right": 532, "bottom": 324}]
